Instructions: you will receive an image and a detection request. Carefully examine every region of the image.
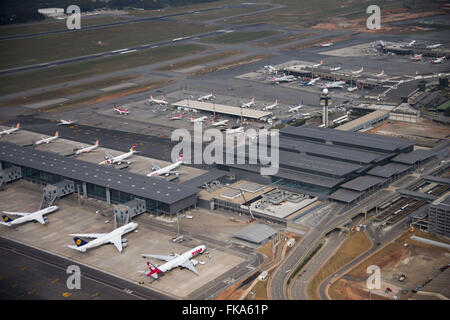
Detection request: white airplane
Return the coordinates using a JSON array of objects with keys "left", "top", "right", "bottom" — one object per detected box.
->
[
  {"left": 141, "top": 245, "right": 206, "bottom": 279},
  {"left": 241, "top": 97, "right": 255, "bottom": 108},
  {"left": 322, "top": 80, "right": 346, "bottom": 89},
  {"left": 99, "top": 144, "right": 137, "bottom": 165},
  {"left": 0, "top": 123, "right": 20, "bottom": 136},
  {"left": 305, "top": 77, "right": 321, "bottom": 86},
  {"left": 198, "top": 91, "right": 216, "bottom": 101},
  {"left": 225, "top": 126, "right": 244, "bottom": 134},
  {"left": 426, "top": 43, "right": 443, "bottom": 49},
  {"left": 149, "top": 95, "right": 169, "bottom": 105},
  {"left": 113, "top": 105, "right": 129, "bottom": 115},
  {"left": 351, "top": 67, "right": 364, "bottom": 74},
  {"left": 262, "top": 100, "right": 278, "bottom": 111},
  {"left": 1, "top": 205, "right": 58, "bottom": 226},
  {"left": 347, "top": 86, "right": 358, "bottom": 92},
  {"left": 312, "top": 60, "right": 323, "bottom": 68},
  {"left": 430, "top": 56, "right": 445, "bottom": 64},
  {"left": 147, "top": 155, "right": 184, "bottom": 177},
  {"left": 330, "top": 66, "right": 342, "bottom": 71},
  {"left": 68, "top": 222, "right": 138, "bottom": 253},
  {"left": 319, "top": 42, "right": 333, "bottom": 47},
  {"left": 210, "top": 119, "right": 229, "bottom": 127},
  {"left": 404, "top": 40, "right": 416, "bottom": 47},
  {"left": 263, "top": 65, "right": 277, "bottom": 74},
  {"left": 57, "top": 119, "right": 78, "bottom": 126},
  {"left": 269, "top": 74, "right": 296, "bottom": 84},
  {"left": 169, "top": 114, "right": 184, "bottom": 120},
  {"left": 189, "top": 116, "right": 208, "bottom": 123},
  {"left": 410, "top": 54, "right": 423, "bottom": 61},
  {"left": 288, "top": 104, "right": 303, "bottom": 113},
  {"left": 34, "top": 131, "right": 59, "bottom": 145},
  {"left": 75, "top": 139, "right": 99, "bottom": 155},
  {"left": 375, "top": 69, "right": 385, "bottom": 77}
]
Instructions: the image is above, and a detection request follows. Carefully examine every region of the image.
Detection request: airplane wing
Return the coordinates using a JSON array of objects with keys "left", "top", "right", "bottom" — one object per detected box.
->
[
  {"left": 141, "top": 254, "right": 177, "bottom": 262},
  {"left": 69, "top": 233, "right": 106, "bottom": 239},
  {"left": 169, "top": 171, "right": 187, "bottom": 175},
  {"left": 105, "top": 152, "right": 114, "bottom": 160},
  {"left": 3, "top": 211, "right": 28, "bottom": 216},
  {"left": 152, "top": 163, "right": 161, "bottom": 171},
  {"left": 180, "top": 260, "right": 199, "bottom": 275},
  {"left": 34, "top": 214, "right": 46, "bottom": 225},
  {"left": 110, "top": 236, "right": 123, "bottom": 252}
]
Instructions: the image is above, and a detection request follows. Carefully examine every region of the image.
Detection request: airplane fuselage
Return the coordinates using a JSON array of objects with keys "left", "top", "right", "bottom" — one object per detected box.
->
[
  {"left": 70, "top": 222, "right": 138, "bottom": 252},
  {"left": 150, "top": 245, "right": 206, "bottom": 274},
  {"left": 148, "top": 160, "right": 182, "bottom": 177},
  {"left": 75, "top": 145, "right": 98, "bottom": 155},
  {"left": 35, "top": 136, "right": 58, "bottom": 145},
  {"left": 2, "top": 206, "right": 58, "bottom": 226}
]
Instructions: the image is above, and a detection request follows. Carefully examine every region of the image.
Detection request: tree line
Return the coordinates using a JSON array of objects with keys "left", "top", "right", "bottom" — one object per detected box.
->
[{"left": 0, "top": 0, "right": 219, "bottom": 25}]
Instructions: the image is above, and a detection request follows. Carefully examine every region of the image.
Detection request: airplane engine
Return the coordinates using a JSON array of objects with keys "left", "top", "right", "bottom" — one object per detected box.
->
[
  {"left": 122, "top": 243, "right": 128, "bottom": 248},
  {"left": 191, "top": 259, "right": 198, "bottom": 266},
  {"left": 122, "top": 238, "right": 128, "bottom": 243},
  {"left": 43, "top": 217, "right": 49, "bottom": 223}
]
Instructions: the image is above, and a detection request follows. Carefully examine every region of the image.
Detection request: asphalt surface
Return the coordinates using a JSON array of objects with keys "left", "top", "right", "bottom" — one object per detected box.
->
[
  {"left": 268, "top": 189, "right": 401, "bottom": 300},
  {"left": 318, "top": 221, "right": 407, "bottom": 300},
  {"left": 289, "top": 230, "right": 346, "bottom": 300},
  {"left": 0, "top": 237, "right": 171, "bottom": 300},
  {"left": 0, "top": 3, "right": 284, "bottom": 76},
  {"left": 5, "top": 116, "right": 177, "bottom": 162}
]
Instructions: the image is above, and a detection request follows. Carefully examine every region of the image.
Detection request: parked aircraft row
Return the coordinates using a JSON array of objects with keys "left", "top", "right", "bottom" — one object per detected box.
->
[
  {"left": 1, "top": 207, "right": 206, "bottom": 277},
  {"left": 1, "top": 207, "right": 207, "bottom": 278},
  {"left": 410, "top": 54, "right": 446, "bottom": 64}
]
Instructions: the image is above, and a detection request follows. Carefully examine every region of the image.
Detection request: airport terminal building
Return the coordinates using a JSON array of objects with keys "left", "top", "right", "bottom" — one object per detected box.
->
[
  {"left": 0, "top": 141, "right": 199, "bottom": 215},
  {"left": 220, "top": 125, "right": 436, "bottom": 204}
]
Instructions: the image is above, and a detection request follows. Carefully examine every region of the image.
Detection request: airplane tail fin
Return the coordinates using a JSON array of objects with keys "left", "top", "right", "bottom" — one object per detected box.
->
[
  {"left": 212, "top": 90, "right": 216, "bottom": 95},
  {"left": 177, "top": 154, "right": 183, "bottom": 163},
  {"left": 73, "top": 237, "right": 88, "bottom": 247},
  {"left": 16, "top": 123, "right": 20, "bottom": 129},
  {"left": 2, "top": 215, "right": 13, "bottom": 223},
  {"left": 94, "top": 139, "right": 99, "bottom": 146},
  {"left": 130, "top": 144, "right": 136, "bottom": 152},
  {"left": 146, "top": 262, "right": 162, "bottom": 279},
  {"left": 275, "top": 99, "right": 278, "bottom": 105},
  {"left": 55, "top": 131, "right": 59, "bottom": 137}
]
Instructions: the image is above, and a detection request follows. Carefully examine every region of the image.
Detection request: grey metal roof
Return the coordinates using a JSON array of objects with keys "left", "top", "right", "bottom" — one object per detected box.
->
[
  {"left": 278, "top": 150, "right": 362, "bottom": 178},
  {"left": 431, "top": 192, "right": 450, "bottom": 210},
  {"left": 0, "top": 142, "right": 199, "bottom": 205},
  {"left": 367, "top": 163, "right": 411, "bottom": 178},
  {"left": 341, "top": 176, "right": 386, "bottom": 192},
  {"left": 180, "top": 169, "right": 228, "bottom": 188},
  {"left": 328, "top": 189, "right": 362, "bottom": 203},
  {"left": 423, "top": 175, "right": 450, "bottom": 186},
  {"left": 233, "top": 224, "right": 276, "bottom": 244},
  {"left": 227, "top": 163, "right": 343, "bottom": 188},
  {"left": 397, "top": 189, "right": 438, "bottom": 202},
  {"left": 392, "top": 149, "right": 435, "bottom": 165},
  {"left": 274, "top": 167, "right": 344, "bottom": 188},
  {"left": 280, "top": 125, "right": 415, "bottom": 153},
  {"left": 278, "top": 138, "right": 389, "bottom": 164}
]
